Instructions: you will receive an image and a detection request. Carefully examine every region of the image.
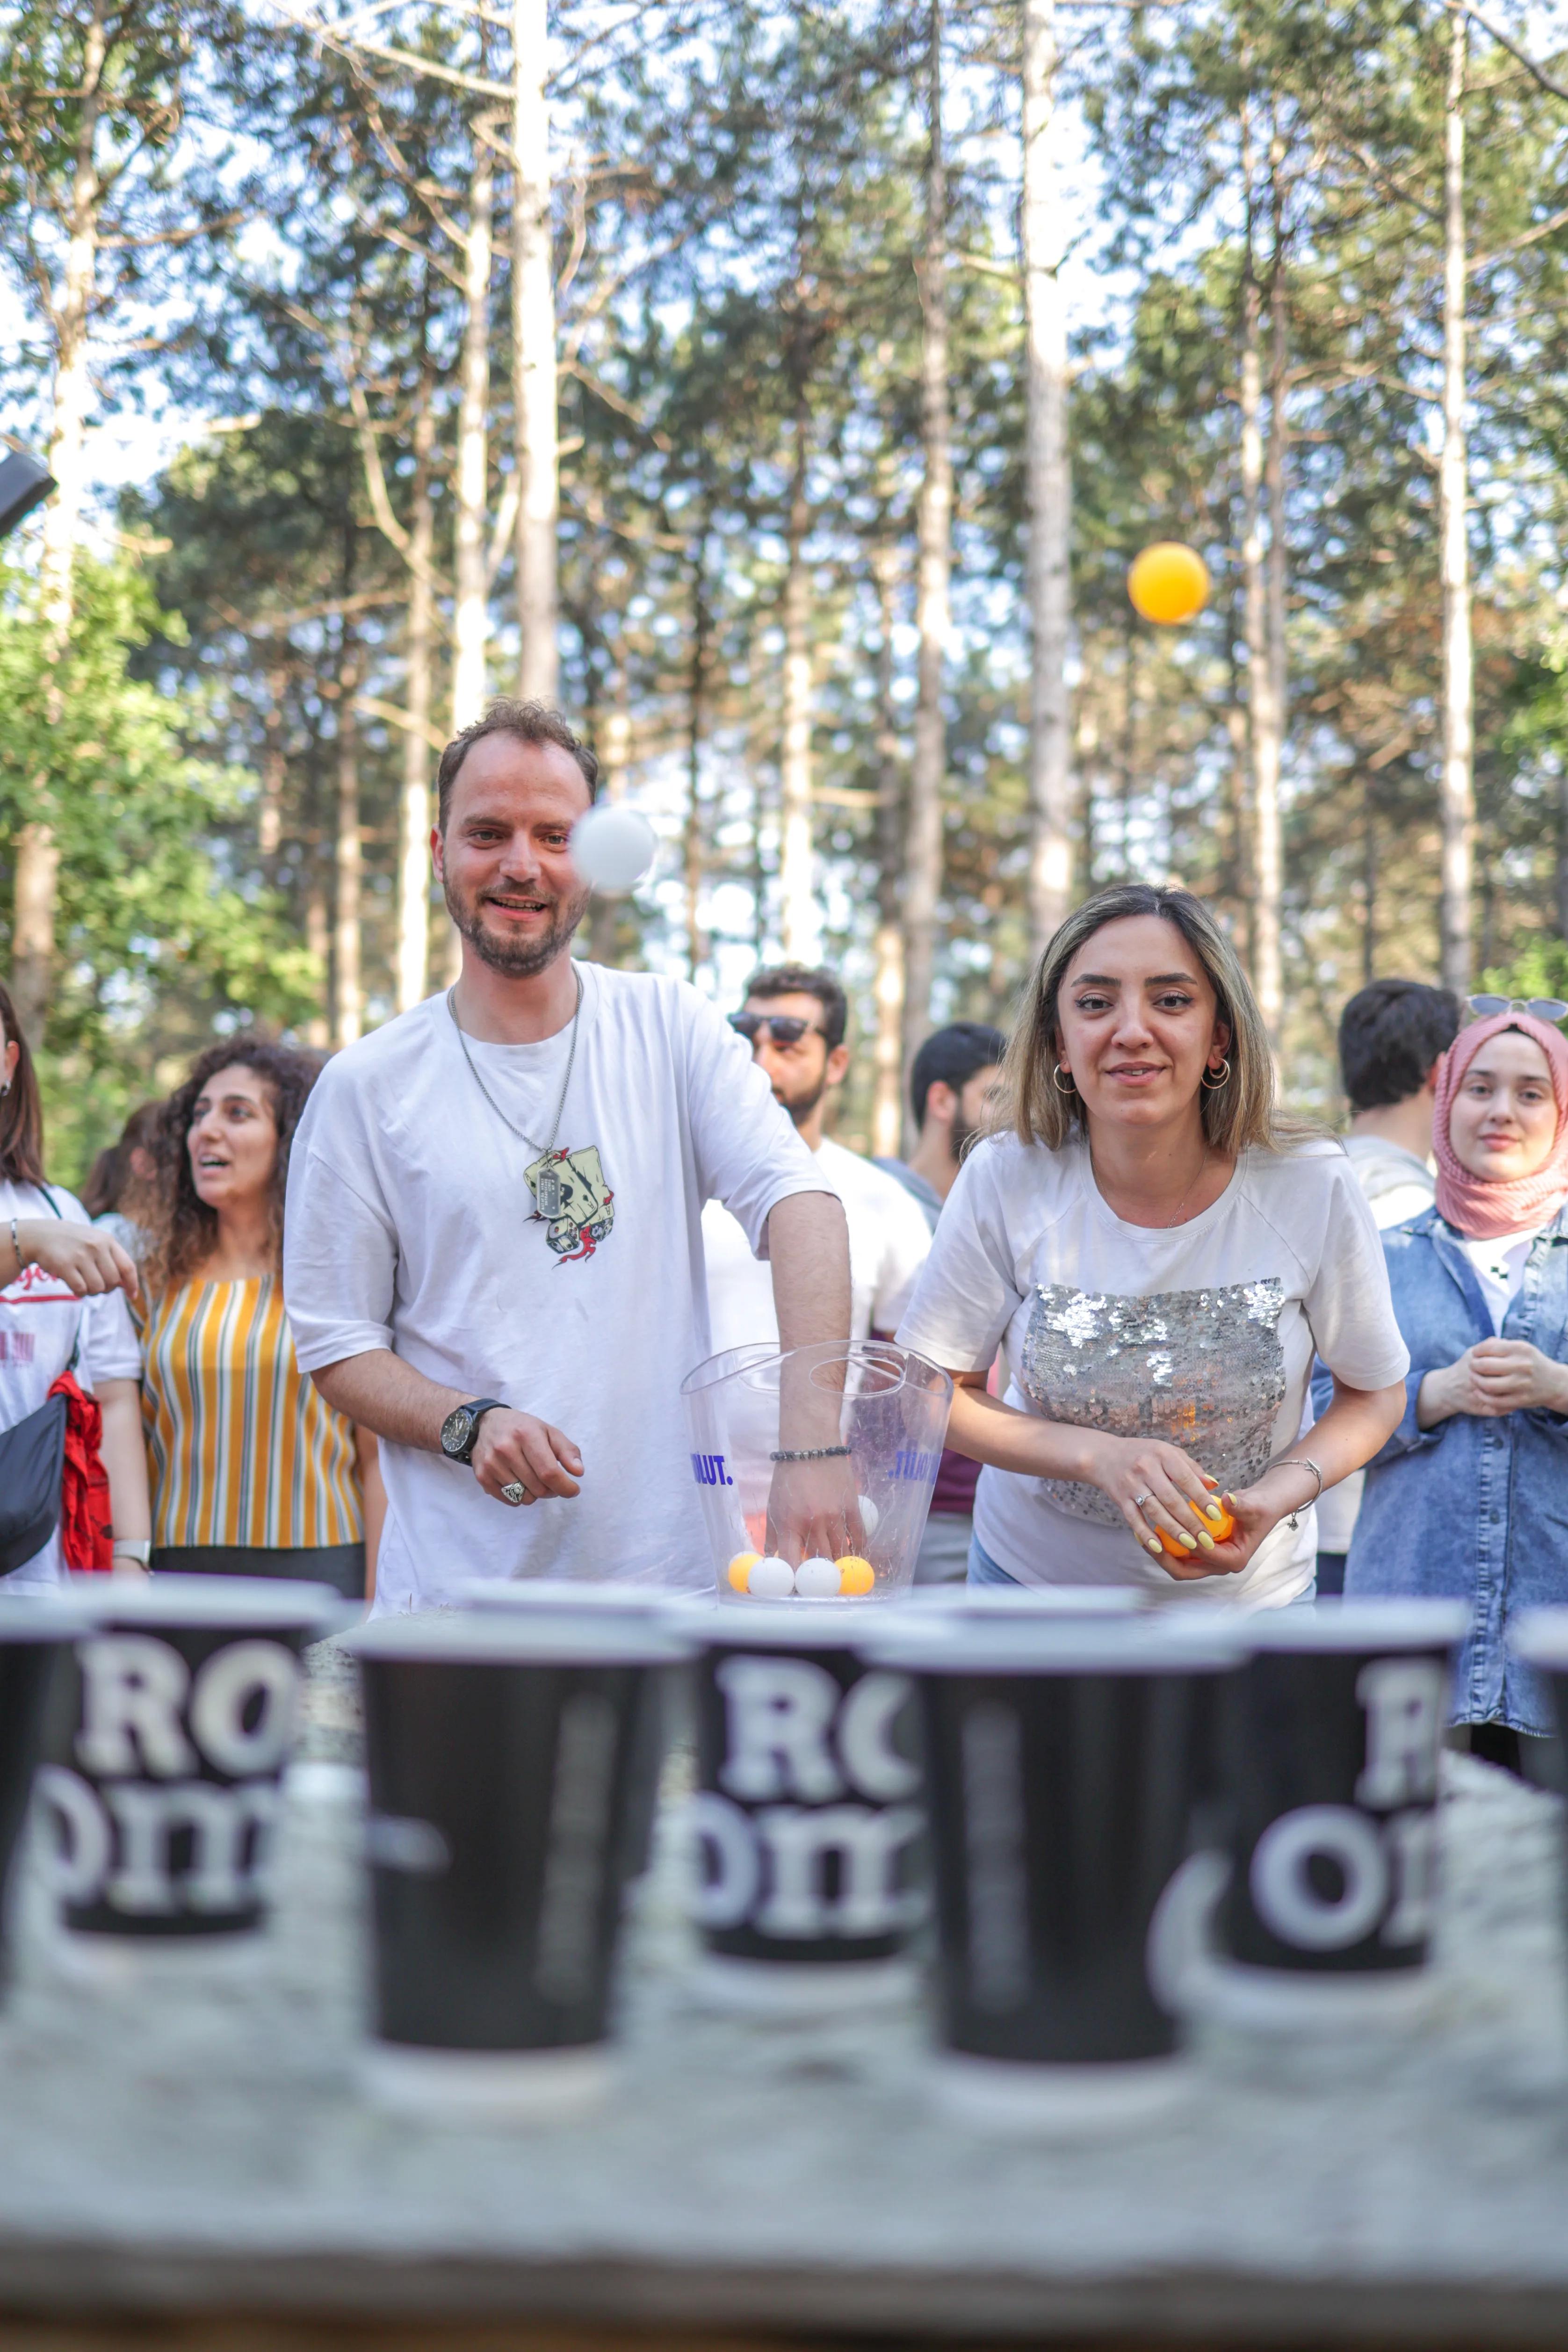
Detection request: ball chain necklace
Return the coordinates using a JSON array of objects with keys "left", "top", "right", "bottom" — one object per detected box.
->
[{"left": 447, "top": 971, "right": 585, "bottom": 1222}]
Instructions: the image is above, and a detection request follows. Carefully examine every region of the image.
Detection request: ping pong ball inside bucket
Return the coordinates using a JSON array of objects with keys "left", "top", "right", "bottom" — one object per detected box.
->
[
  {"left": 570, "top": 803, "right": 657, "bottom": 894},
  {"left": 727, "top": 1551, "right": 761, "bottom": 1593},
  {"left": 857, "top": 1496, "right": 879, "bottom": 1538},
  {"left": 1127, "top": 541, "right": 1210, "bottom": 626},
  {"left": 747, "top": 1556, "right": 795, "bottom": 1599},
  {"left": 836, "top": 1556, "right": 875, "bottom": 1597},
  {"left": 795, "top": 1557, "right": 841, "bottom": 1600}
]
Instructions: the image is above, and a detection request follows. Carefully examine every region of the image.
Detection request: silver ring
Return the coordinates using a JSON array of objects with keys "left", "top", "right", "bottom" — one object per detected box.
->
[
  {"left": 500, "top": 1481, "right": 528, "bottom": 1506},
  {"left": 1134, "top": 1493, "right": 1151, "bottom": 1510}
]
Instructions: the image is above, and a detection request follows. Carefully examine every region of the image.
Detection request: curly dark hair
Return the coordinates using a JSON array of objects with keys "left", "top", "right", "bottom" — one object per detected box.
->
[{"left": 141, "top": 1039, "right": 323, "bottom": 1293}]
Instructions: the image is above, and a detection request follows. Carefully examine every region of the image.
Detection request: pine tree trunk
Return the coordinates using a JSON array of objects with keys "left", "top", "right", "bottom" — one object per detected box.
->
[
  {"left": 260, "top": 663, "right": 286, "bottom": 866},
  {"left": 1263, "top": 207, "right": 1289, "bottom": 1042},
  {"left": 779, "top": 397, "right": 817, "bottom": 961},
  {"left": 512, "top": 0, "right": 557, "bottom": 701},
  {"left": 13, "top": 0, "right": 108, "bottom": 1042},
  {"left": 1439, "top": 7, "right": 1474, "bottom": 993},
  {"left": 587, "top": 686, "right": 629, "bottom": 964},
  {"left": 305, "top": 854, "right": 331, "bottom": 1051},
  {"left": 685, "top": 526, "right": 709, "bottom": 980},
  {"left": 1022, "top": 0, "right": 1072, "bottom": 954},
  {"left": 333, "top": 625, "right": 363, "bottom": 1048},
  {"left": 1239, "top": 111, "right": 1282, "bottom": 1045},
  {"left": 397, "top": 362, "right": 436, "bottom": 1012},
  {"left": 1364, "top": 772, "right": 1378, "bottom": 986},
  {"left": 903, "top": 0, "right": 950, "bottom": 1069},
  {"left": 871, "top": 524, "right": 905, "bottom": 1159},
  {"left": 450, "top": 126, "right": 494, "bottom": 733}
]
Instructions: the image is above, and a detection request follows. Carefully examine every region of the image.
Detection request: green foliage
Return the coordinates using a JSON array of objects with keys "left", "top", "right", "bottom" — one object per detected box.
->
[{"left": 0, "top": 554, "right": 320, "bottom": 1183}]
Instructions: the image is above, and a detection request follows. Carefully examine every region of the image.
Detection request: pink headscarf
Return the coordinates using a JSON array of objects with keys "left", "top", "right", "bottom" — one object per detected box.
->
[{"left": 1433, "top": 1010, "right": 1568, "bottom": 1240}]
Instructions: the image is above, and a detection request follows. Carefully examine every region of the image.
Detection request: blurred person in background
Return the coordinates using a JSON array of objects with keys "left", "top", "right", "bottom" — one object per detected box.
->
[
  {"left": 138, "top": 1041, "right": 383, "bottom": 1599},
  {"left": 1314, "top": 980, "right": 1461, "bottom": 1593},
  {"left": 876, "top": 1020, "right": 1007, "bottom": 1229},
  {"left": 702, "top": 962, "right": 932, "bottom": 1358},
  {"left": 0, "top": 981, "right": 150, "bottom": 1586},
  {"left": 877, "top": 1021, "right": 1007, "bottom": 1583},
  {"left": 81, "top": 1101, "right": 161, "bottom": 1256},
  {"left": 1347, "top": 1005, "right": 1568, "bottom": 1775},
  {"left": 897, "top": 885, "right": 1409, "bottom": 1603}
]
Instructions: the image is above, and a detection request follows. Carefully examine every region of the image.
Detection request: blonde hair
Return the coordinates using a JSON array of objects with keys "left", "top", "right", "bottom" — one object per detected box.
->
[{"left": 995, "top": 883, "right": 1302, "bottom": 1155}]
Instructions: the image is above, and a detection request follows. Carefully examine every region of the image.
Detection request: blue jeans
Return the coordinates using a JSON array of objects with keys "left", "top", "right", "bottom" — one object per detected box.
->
[{"left": 967, "top": 1532, "right": 1020, "bottom": 1586}]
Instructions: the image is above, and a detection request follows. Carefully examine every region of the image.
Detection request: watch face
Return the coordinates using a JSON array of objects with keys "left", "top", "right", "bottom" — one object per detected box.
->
[{"left": 440, "top": 1406, "right": 472, "bottom": 1459}]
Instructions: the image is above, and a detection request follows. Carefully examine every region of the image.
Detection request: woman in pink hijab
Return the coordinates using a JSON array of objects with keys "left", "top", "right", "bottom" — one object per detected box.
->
[{"left": 1346, "top": 1005, "right": 1568, "bottom": 1776}]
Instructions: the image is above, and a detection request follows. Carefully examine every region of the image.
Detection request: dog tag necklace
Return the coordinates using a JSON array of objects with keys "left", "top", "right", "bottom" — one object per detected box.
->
[{"left": 448, "top": 973, "right": 584, "bottom": 1221}]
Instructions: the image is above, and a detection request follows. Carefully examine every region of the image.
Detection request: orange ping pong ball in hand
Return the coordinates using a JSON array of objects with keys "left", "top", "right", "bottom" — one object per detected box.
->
[
  {"left": 1156, "top": 1495, "right": 1236, "bottom": 1560},
  {"left": 1127, "top": 541, "right": 1210, "bottom": 627}
]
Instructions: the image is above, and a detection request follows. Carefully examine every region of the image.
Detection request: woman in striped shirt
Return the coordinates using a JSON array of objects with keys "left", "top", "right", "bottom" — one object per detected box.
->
[{"left": 137, "top": 1042, "right": 383, "bottom": 1599}]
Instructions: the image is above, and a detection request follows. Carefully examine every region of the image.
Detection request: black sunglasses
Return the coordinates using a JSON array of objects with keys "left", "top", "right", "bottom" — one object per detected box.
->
[{"left": 729, "top": 1011, "right": 825, "bottom": 1047}]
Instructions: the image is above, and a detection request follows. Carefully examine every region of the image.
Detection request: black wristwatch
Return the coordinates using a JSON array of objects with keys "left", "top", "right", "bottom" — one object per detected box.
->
[{"left": 440, "top": 1398, "right": 506, "bottom": 1465}]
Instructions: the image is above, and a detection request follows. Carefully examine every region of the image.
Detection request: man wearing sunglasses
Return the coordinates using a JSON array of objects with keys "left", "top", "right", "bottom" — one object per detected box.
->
[{"left": 702, "top": 963, "right": 933, "bottom": 1361}]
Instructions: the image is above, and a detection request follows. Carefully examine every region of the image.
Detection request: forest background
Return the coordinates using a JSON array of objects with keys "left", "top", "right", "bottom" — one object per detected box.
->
[{"left": 4, "top": 0, "right": 1568, "bottom": 1183}]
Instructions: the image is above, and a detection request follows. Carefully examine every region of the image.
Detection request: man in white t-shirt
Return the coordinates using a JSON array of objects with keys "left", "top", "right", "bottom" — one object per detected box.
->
[
  {"left": 282, "top": 701, "right": 852, "bottom": 1609},
  {"left": 700, "top": 963, "right": 932, "bottom": 1360},
  {"left": 1315, "top": 977, "right": 1460, "bottom": 1588}
]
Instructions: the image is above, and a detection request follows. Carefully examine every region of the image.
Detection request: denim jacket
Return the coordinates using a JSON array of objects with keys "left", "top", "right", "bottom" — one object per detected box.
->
[{"left": 1340, "top": 1203, "right": 1568, "bottom": 1737}]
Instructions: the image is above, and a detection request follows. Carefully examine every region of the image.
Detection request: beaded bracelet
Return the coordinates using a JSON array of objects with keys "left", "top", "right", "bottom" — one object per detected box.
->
[{"left": 768, "top": 1445, "right": 853, "bottom": 1464}]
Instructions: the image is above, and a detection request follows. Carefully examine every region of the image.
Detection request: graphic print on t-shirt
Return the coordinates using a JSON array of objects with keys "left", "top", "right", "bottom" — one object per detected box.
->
[
  {"left": 524, "top": 1144, "right": 614, "bottom": 1262},
  {"left": 1019, "top": 1278, "right": 1287, "bottom": 1526}
]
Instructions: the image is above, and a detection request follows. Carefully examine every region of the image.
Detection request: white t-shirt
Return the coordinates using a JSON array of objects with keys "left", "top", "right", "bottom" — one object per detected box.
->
[
  {"left": 895, "top": 1135, "right": 1410, "bottom": 1608},
  {"left": 1461, "top": 1224, "right": 1549, "bottom": 1335},
  {"left": 1342, "top": 1135, "right": 1436, "bottom": 1232},
  {"left": 0, "top": 1179, "right": 141, "bottom": 1589},
  {"left": 282, "top": 964, "right": 831, "bottom": 1610},
  {"left": 701, "top": 1134, "right": 932, "bottom": 1356},
  {"left": 1315, "top": 1138, "right": 1437, "bottom": 1553}
]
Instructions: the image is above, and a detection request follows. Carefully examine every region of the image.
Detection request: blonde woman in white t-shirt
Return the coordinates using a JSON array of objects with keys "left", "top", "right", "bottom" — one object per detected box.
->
[{"left": 896, "top": 885, "right": 1410, "bottom": 1604}]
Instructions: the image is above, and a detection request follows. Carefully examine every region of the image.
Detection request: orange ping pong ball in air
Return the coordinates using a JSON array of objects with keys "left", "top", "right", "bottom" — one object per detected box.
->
[{"left": 1127, "top": 541, "right": 1210, "bottom": 627}]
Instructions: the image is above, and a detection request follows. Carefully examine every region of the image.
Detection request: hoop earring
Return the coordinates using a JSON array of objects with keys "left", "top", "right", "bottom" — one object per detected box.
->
[
  {"left": 1201, "top": 1058, "right": 1231, "bottom": 1091},
  {"left": 1052, "top": 1064, "right": 1077, "bottom": 1096}
]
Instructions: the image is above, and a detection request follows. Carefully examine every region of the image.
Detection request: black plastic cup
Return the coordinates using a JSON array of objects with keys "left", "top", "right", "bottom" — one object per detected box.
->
[
  {"left": 1197, "top": 1599, "right": 1470, "bottom": 2031},
  {"left": 459, "top": 1580, "right": 675, "bottom": 1896},
  {"left": 672, "top": 1601, "right": 927, "bottom": 2013},
  {"left": 866, "top": 1613, "right": 1242, "bottom": 2130},
  {"left": 35, "top": 1576, "right": 342, "bottom": 1968},
  {"left": 347, "top": 1609, "right": 691, "bottom": 2119},
  {"left": 0, "top": 1599, "right": 85, "bottom": 1980}
]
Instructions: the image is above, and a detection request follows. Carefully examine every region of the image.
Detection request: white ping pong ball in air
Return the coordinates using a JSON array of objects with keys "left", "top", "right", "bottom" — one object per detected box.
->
[
  {"left": 857, "top": 1496, "right": 879, "bottom": 1539},
  {"left": 570, "top": 802, "right": 656, "bottom": 895},
  {"left": 747, "top": 1555, "right": 795, "bottom": 1599},
  {"left": 794, "top": 1557, "right": 841, "bottom": 1600}
]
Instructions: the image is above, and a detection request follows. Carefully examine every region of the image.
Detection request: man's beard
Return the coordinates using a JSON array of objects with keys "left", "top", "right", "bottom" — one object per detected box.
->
[
  {"left": 950, "top": 1111, "right": 980, "bottom": 1165},
  {"left": 773, "top": 1072, "right": 828, "bottom": 1129},
  {"left": 444, "top": 875, "right": 588, "bottom": 979}
]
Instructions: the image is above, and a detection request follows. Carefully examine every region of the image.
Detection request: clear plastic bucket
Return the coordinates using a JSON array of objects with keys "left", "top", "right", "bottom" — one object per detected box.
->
[{"left": 680, "top": 1340, "right": 953, "bottom": 1604}]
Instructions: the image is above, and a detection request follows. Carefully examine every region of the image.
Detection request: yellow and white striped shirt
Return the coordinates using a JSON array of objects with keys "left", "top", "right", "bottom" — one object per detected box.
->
[{"left": 140, "top": 1276, "right": 361, "bottom": 1549}]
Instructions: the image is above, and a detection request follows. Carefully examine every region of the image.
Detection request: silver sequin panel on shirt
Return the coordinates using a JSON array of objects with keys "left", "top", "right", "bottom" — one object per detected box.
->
[{"left": 1019, "top": 1280, "right": 1288, "bottom": 1526}]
